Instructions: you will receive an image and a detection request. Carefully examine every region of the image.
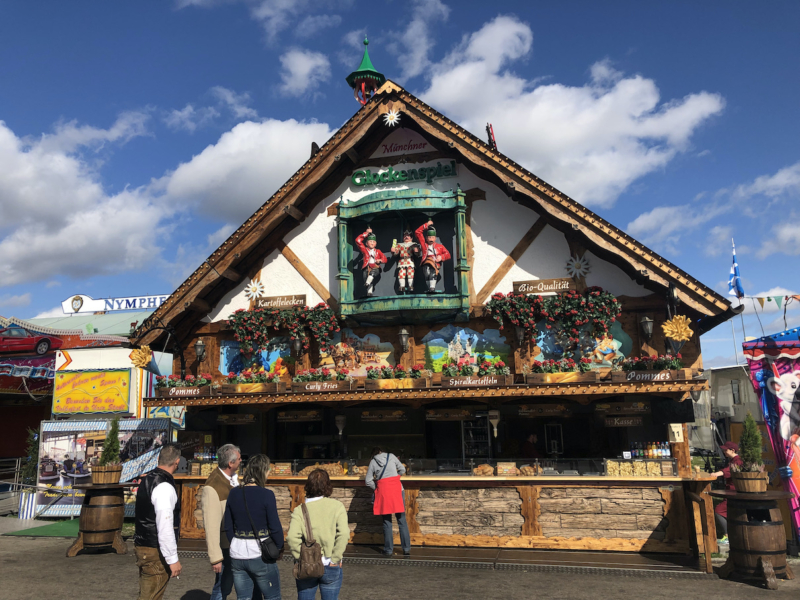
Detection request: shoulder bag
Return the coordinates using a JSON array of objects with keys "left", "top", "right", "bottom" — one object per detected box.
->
[
  {"left": 293, "top": 503, "right": 325, "bottom": 579},
  {"left": 242, "top": 486, "right": 281, "bottom": 562},
  {"left": 369, "top": 453, "right": 391, "bottom": 504}
]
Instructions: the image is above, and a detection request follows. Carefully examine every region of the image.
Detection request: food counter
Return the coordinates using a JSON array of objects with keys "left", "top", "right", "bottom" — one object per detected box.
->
[{"left": 174, "top": 472, "right": 718, "bottom": 560}]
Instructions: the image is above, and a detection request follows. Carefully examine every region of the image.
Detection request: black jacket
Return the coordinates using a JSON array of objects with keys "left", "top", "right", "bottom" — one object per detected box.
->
[{"left": 134, "top": 468, "right": 181, "bottom": 548}]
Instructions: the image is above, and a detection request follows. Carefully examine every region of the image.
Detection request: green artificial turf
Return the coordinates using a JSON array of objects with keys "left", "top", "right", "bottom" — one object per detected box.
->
[{"left": 5, "top": 518, "right": 80, "bottom": 537}]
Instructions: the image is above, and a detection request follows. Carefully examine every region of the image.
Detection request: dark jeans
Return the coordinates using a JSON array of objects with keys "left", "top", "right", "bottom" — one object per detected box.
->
[
  {"left": 296, "top": 564, "right": 343, "bottom": 600},
  {"left": 382, "top": 512, "right": 411, "bottom": 554},
  {"left": 231, "top": 557, "right": 281, "bottom": 600},
  {"left": 211, "top": 548, "right": 256, "bottom": 600},
  {"left": 715, "top": 513, "right": 728, "bottom": 538}
]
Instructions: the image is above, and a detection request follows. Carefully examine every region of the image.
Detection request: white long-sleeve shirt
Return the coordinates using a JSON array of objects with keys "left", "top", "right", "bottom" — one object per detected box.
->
[{"left": 151, "top": 481, "right": 179, "bottom": 565}]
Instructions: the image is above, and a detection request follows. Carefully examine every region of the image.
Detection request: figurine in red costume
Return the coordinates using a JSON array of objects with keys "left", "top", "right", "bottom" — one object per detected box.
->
[
  {"left": 415, "top": 220, "right": 451, "bottom": 294},
  {"left": 355, "top": 227, "right": 387, "bottom": 297}
]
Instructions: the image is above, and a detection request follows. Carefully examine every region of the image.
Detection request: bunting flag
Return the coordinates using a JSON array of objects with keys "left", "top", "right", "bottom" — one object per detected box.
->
[
  {"left": 727, "top": 239, "right": 745, "bottom": 299},
  {"left": 757, "top": 297, "right": 765, "bottom": 308}
]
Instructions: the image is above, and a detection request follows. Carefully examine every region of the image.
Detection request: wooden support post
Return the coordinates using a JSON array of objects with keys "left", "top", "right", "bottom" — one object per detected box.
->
[
  {"left": 277, "top": 241, "right": 339, "bottom": 311},
  {"left": 345, "top": 148, "right": 359, "bottom": 164},
  {"left": 220, "top": 268, "right": 241, "bottom": 282},
  {"left": 686, "top": 488, "right": 715, "bottom": 574},
  {"left": 283, "top": 205, "right": 305, "bottom": 221},
  {"left": 404, "top": 489, "right": 421, "bottom": 534},
  {"left": 672, "top": 423, "right": 692, "bottom": 478},
  {"left": 184, "top": 298, "right": 210, "bottom": 313},
  {"left": 516, "top": 485, "right": 542, "bottom": 537}
]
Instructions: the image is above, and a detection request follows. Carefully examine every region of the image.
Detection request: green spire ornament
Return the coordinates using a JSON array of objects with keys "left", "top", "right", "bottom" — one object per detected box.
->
[{"left": 346, "top": 37, "right": 386, "bottom": 105}]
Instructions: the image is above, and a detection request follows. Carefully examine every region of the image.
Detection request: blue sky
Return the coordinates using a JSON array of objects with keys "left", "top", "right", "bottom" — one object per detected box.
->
[{"left": 0, "top": 1, "right": 798, "bottom": 368}]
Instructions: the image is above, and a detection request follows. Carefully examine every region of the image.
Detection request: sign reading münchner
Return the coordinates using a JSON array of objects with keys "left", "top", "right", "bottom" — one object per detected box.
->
[{"left": 513, "top": 278, "right": 576, "bottom": 295}]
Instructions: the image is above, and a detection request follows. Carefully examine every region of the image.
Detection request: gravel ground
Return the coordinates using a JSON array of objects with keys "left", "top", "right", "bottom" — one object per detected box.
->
[{"left": 2, "top": 536, "right": 799, "bottom": 600}]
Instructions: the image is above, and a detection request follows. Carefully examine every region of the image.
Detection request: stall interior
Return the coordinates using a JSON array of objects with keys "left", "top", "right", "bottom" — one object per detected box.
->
[{"left": 180, "top": 395, "right": 691, "bottom": 478}]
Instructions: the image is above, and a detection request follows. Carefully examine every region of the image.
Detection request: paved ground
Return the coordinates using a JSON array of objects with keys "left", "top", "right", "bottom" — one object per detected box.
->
[{"left": 2, "top": 536, "right": 799, "bottom": 600}]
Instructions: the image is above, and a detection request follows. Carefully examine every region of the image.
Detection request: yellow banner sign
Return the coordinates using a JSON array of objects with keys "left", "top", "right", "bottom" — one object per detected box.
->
[{"left": 53, "top": 369, "right": 132, "bottom": 414}]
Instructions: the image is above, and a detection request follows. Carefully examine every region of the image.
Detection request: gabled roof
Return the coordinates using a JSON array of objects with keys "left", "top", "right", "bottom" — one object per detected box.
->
[{"left": 134, "top": 80, "right": 731, "bottom": 346}]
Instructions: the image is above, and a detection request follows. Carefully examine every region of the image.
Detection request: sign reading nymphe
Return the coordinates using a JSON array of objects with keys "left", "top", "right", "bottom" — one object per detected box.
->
[
  {"left": 605, "top": 416, "right": 644, "bottom": 428},
  {"left": 351, "top": 161, "right": 457, "bottom": 188},
  {"left": 513, "top": 278, "right": 576, "bottom": 295},
  {"left": 251, "top": 295, "right": 306, "bottom": 310},
  {"left": 62, "top": 294, "right": 168, "bottom": 314},
  {"left": 440, "top": 374, "right": 513, "bottom": 388}
]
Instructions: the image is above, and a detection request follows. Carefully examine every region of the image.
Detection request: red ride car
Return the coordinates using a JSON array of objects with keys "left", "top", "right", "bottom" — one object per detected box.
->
[{"left": 0, "top": 327, "right": 63, "bottom": 355}]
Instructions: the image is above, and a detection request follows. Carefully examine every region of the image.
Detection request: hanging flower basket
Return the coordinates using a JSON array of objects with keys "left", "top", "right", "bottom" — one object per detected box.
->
[
  {"left": 524, "top": 358, "right": 598, "bottom": 384},
  {"left": 364, "top": 364, "right": 431, "bottom": 389}
]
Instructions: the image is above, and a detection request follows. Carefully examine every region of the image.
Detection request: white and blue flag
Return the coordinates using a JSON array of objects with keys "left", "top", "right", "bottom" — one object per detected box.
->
[{"left": 728, "top": 239, "right": 745, "bottom": 299}]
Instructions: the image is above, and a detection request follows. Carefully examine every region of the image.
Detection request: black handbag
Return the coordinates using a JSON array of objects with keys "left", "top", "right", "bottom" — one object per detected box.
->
[{"left": 242, "top": 485, "right": 281, "bottom": 562}]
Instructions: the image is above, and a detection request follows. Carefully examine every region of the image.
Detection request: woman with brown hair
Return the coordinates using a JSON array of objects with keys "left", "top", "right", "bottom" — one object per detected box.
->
[
  {"left": 224, "top": 454, "right": 283, "bottom": 600},
  {"left": 287, "top": 469, "right": 349, "bottom": 600}
]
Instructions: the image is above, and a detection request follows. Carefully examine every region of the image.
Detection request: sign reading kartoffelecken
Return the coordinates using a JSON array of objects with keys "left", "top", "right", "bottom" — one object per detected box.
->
[{"left": 251, "top": 295, "right": 306, "bottom": 310}]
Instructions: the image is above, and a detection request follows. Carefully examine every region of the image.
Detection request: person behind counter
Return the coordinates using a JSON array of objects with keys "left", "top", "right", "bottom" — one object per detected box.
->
[
  {"left": 224, "top": 454, "right": 284, "bottom": 600},
  {"left": 521, "top": 433, "right": 542, "bottom": 460},
  {"left": 711, "top": 441, "right": 743, "bottom": 543},
  {"left": 365, "top": 447, "right": 411, "bottom": 557},
  {"left": 287, "top": 469, "right": 349, "bottom": 600}
]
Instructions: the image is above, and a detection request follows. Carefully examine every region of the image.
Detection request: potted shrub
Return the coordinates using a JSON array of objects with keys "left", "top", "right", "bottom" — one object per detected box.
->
[
  {"left": 364, "top": 364, "right": 433, "bottom": 389},
  {"left": 220, "top": 369, "right": 286, "bottom": 394},
  {"left": 731, "top": 412, "right": 768, "bottom": 493},
  {"left": 525, "top": 357, "right": 599, "bottom": 384},
  {"left": 92, "top": 417, "right": 122, "bottom": 485}
]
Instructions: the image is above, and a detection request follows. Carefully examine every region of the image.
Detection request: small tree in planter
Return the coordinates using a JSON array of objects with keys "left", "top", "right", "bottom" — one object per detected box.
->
[
  {"left": 93, "top": 417, "right": 123, "bottom": 485},
  {"left": 731, "top": 412, "right": 767, "bottom": 492},
  {"left": 20, "top": 428, "right": 39, "bottom": 486}
]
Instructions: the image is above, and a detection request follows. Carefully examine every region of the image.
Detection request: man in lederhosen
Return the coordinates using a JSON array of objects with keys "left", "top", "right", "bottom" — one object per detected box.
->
[
  {"left": 415, "top": 220, "right": 451, "bottom": 294},
  {"left": 355, "top": 227, "right": 387, "bottom": 297}
]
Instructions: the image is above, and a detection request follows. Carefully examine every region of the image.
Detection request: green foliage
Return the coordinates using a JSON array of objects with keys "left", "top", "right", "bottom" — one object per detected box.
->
[
  {"left": 99, "top": 417, "right": 121, "bottom": 466},
  {"left": 423, "top": 344, "right": 434, "bottom": 370},
  {"left": 20, "top": 428, "right": 39, "bottom": 486},
  {"left": 738, "top": 412, "right": 764, "bottom": 468}
]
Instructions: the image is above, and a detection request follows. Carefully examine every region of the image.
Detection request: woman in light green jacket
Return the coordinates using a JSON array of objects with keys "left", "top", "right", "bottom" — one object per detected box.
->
[{"left": 287, "top": 469, "right": 349, "bottom": 600}]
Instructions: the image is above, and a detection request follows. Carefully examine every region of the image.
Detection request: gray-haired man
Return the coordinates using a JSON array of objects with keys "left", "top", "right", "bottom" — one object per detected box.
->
[{"left": 201, "top": 444, "right": 241, "bottom": 600}]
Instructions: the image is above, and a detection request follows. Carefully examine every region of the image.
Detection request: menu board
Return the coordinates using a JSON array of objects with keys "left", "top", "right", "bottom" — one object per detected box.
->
[{"left": 425, "top": 409, "right": 473, "bottom": 421}]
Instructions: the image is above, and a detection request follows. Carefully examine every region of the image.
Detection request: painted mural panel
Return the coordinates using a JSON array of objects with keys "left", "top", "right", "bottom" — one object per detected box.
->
[
  {"left": 530, "top": 320, "right": 632, "bottom": 369},
  {"left": 219, "top": 338, "right": 293, "bottom": 377},
  {"left": 421, "top": 325, "right": 511, "bottom": 372},
  {"left": 318, "top": 329, "right": 396, "bottom": 376}
]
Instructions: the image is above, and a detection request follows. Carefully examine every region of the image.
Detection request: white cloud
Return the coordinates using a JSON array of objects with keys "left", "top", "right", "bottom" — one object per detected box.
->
[
  {"left": 249, "top": 0, "right": 312, "bottom": 43},
  {"left": 386, "top": 0, "right": 450, "bottom": 81},
  {"left": 0, "top": 116, "right": 164, "bottom": 286},
  {"left": 625, "top": 202, "right": 727, "bottom": 254},
  {"left": 295, "top": 14, "right": 341, "bottom": 38},
  {"left": 45, "top": 281, "right": 61, "bottom": 288},
  {"left": 161, "top": 118, "right": 335, "bottom": 223},
  {"left": 278, "top": 49, "right": 331, "bottom": 97},
  {"left": 704, "top": 225, "right": 733, "bottom": 257},
  {"left": 0, "top": 293, "right": 31, "bottom": 309},
  {"left": 338, "top": 28, "right": 367, "bottom": 66},
  {"left": 733, "top": 161, "right": 800, "bottom": 200},
  {"left": 164, "top": 104, "right": 220, "bottom": 132},
  {"left": 210, "top": 86, "right": 258, "bottom": 119},
  {"left": 34, "top": 306, "right": 66, "bottom": 318},
  {"left": 419, "top": 16, "right": 724, "bottom": 208}
]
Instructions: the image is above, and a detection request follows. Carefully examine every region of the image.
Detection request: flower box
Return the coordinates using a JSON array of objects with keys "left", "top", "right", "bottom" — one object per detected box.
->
[
  {"left": 610, "top": 369, "right": 691, "bottom": 383},
  {"left": 525, "top": 372, "right": 600, "bottom": 384},
  {"left": 364, "top": 378, "right": 432, "bottom": 390},
  {"left": 291, "top": 380, "right": 357, "bottom": 393},
  {"left": 440, "top": 374, "right": 514, "bottom": 388},
  {"left": 155, "top": 386, "right": 212, "bottom": 398},
  {"left": 219, "top": 382, "right": 286, "bottom": 394}
]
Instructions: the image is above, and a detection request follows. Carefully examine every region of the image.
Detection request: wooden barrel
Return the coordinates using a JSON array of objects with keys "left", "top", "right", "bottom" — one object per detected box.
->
[
  {"left": 728, "top": 497, "right": 788, "bottom": 577},
  {"left": 78, "top": 487, "right": 126, "bottom": 550}
]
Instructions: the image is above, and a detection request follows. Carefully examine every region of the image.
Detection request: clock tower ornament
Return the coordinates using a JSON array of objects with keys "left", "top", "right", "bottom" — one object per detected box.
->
[{"left": 345, "top": 37, "right": 386, "bottom": 105}]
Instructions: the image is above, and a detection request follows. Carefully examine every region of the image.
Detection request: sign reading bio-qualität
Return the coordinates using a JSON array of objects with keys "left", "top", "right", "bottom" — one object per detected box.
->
[{"left": 53, "top": 369, "right": 132, "bottom": 414}]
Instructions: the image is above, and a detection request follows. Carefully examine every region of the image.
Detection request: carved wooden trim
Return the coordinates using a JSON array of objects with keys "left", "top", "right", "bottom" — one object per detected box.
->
[
  {"left": 289, "top": 485, "right": 305, "bottom": 512},
  {"left": 463, "top": 188, "right": 485, "bottom": 306},
  {"left": 475, "top": 218, "right": 547, "bottom": 305},
  {"left": 277, "top": 240, "right": 339, "bottom": 311},
  {"left": 516, "top": 485, "right": 541, "bottom": 537}
]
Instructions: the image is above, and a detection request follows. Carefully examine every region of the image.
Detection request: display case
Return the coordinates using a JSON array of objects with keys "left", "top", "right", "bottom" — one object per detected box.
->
[{"left": 461, "top": 415, "right": 491, "bottom": 463}]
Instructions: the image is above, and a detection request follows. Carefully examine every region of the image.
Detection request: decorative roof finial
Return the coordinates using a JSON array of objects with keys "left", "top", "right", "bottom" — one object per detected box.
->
[{"left": 346, "top": 36, "right": 386, "bottom": 105}]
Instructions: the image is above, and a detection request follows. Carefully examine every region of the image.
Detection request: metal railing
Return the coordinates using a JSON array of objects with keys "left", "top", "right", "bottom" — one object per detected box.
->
[{"left": 0, "top": 458, "right": 23, "bottom": 515}]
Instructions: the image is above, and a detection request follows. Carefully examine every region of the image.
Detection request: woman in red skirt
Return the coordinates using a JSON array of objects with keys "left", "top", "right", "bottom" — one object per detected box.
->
[{"left": 365, "top": 447, "right": 411, "bottom": 557}]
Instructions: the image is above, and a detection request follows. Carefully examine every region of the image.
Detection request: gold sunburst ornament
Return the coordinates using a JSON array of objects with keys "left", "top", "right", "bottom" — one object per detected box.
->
[
  {"left": 131, "top": 346, "right": 153, "bottom": 369},
  {"left": 383, "top": 109, "right": 401, "bottom": 127},
  {"left": 244, "top": 279, "right": 265, "bottom": 300},
  {"left": 662, "top": 315, "right": 693, "bottom": 342},
  {"left": 565, "top": 255, "right": 591, "bottom": 278}
]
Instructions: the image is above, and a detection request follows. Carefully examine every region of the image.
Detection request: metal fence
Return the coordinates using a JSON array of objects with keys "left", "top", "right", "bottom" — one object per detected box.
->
[{"left": 0, "top": 458, "right": 23, "bottom": 515}]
